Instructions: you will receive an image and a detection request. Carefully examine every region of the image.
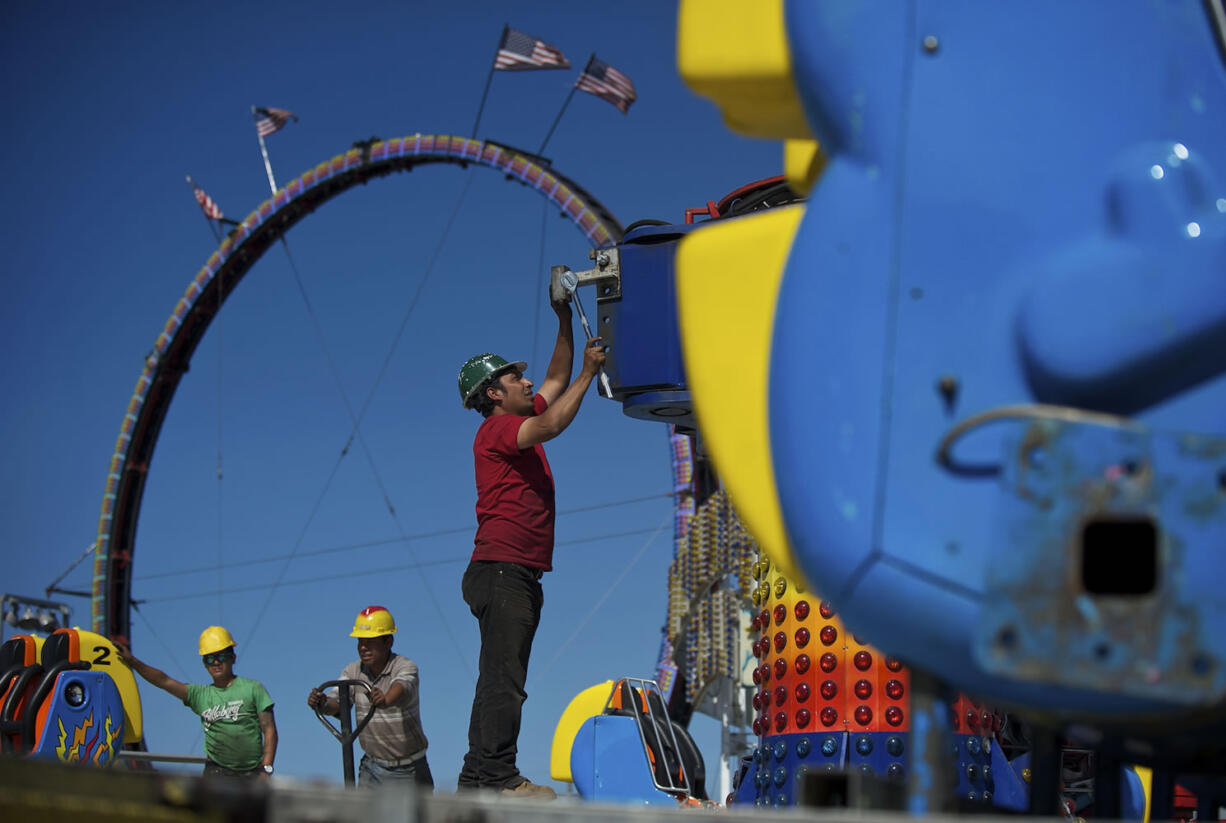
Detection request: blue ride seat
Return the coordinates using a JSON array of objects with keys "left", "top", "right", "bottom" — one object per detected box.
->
[
  {"left": 570, "top": 677, "right": 706, "bottom": 805},
  {"left": 0, "top": 629, "right": 127, "bottom": 764}
]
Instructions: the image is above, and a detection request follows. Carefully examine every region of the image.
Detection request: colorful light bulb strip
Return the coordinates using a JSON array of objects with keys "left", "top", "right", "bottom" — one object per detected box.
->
[{"left": 662, "top": 487, "right": 761, "bottom": 703}]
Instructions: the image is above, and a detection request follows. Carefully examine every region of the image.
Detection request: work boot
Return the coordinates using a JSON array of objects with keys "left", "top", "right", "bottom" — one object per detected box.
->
[{"left": 501, "top": 779, "right": 557, "bottom": 800}]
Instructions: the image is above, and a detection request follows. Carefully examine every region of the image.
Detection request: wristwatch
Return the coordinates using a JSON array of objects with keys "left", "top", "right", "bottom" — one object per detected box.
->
[{"left": 262, "top": 764, "right": 274, "bottom": 775}]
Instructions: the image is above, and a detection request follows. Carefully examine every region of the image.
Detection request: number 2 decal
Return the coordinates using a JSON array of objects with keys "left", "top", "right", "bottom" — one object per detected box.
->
[{"left": 92, "top": 645, "right": 111, "bottom": 665}]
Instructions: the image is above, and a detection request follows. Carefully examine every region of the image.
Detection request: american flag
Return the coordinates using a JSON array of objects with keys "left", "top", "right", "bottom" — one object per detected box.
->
[
  {"left": 253, "top": 106, "right": 298, "bottom": 138},
  {"left": 494, "top": 27, "right": 569, "bottom": 71},
  {"left": 188, "top": 177, "right": 224, "bottom": 221},
  {"left": 575, "top": 56, "right": 636, "bottom": 113}
]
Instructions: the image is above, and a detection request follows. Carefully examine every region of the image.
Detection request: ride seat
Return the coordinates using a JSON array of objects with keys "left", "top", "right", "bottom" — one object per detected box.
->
[
  {"left": 1, "top": 635, "right": 47, "bottom": 754},
  {"left": 0, "top": 635, "right": 41, "bottom": 698},
  {"left": 606, "top": 678, "right": 705, "bottom": 799}
]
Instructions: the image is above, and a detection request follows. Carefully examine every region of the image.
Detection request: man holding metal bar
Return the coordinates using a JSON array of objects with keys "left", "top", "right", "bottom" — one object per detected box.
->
[{"left": 455, "top": 286, "right": 606, "bottom": 798}]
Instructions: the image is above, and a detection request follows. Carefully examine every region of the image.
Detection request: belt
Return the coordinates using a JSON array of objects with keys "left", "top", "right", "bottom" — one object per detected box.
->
[{"left": 366, "top": 749, "right": 427, "bottom": 768}]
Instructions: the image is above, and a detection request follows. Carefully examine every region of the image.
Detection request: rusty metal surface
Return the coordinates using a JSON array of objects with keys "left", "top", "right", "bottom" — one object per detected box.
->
[{"left": 974, "top": 418, "right": 1226, "bottom": 707}]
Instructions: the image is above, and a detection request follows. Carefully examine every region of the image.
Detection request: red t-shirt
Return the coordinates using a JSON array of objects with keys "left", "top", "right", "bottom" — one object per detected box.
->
[{"left": 471, "top": 393, "right": 555, "bottom": 570}]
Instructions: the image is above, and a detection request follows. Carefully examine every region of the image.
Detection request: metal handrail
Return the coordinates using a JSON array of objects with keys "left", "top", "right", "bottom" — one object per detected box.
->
[
  {"left": 115, "top": 750, "right": 207, "bottom": 765},
  {"left": 606, "top": 676, "right": 691, "bottom": 796}
]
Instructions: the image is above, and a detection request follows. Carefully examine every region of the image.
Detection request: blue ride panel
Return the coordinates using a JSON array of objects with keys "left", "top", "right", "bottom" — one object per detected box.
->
[
  {"left": 765, "top": 0, "right": 1226, "bottom": 721},
  {"left": 951, "top": 733, "right": 995, "bottom": 805},
  {"left": 604, "top": 224, "right": 698, "bottom": 426},
  {"left": 736, "top": 732, "right": 846, "bottom": 808},
  {"left": 846, "top": 731, "right": 907, "bottom": 784},
  {"left": 28, "top": 671, "right": 124, "bottom": 766},
  {"left": 569, "top": 714, "right": 679, "bottom": 806},
  {"left": 989, "top": 746, "right": 1029, "bottom": 812}
]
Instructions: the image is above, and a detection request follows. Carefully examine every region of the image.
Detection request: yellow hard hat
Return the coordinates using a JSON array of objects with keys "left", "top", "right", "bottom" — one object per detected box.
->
[
  {"left": 198, "top": 626, "right": 237, "bottom": 656},
  {"left": 350, "top": 606, "right": 396, "bottom": 638}
]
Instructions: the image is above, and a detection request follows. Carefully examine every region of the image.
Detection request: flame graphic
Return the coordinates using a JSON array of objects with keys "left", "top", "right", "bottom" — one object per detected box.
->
[
  {"left": 92, "top": 712, "right": 118, "bottom": 765},
  {"left": 55, "top": 717, "right": 68, "bottom": 760},
  {"left": 54, "top": 712, "right": 94, "bottom": 762}
]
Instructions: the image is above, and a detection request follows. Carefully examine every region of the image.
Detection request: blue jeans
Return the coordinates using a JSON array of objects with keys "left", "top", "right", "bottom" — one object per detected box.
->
[
  {"left": 359, "top": 753, "right": 434, "bottom": 790},
  {"left": 457, "top": 561, "right": 543, "bottom": 789}
]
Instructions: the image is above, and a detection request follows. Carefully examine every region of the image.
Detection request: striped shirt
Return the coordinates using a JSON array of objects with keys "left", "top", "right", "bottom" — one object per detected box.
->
[{"left": 335, "top": 654, "right": 428, "bottom": 762}]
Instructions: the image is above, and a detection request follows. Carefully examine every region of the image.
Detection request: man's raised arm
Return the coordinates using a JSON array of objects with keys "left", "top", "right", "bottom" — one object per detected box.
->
[{"left": 518, "top": 337, "right": 606, "bottom": 449}]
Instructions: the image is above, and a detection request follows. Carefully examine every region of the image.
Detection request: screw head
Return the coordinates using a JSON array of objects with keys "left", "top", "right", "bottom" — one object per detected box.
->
[{"left": 923, "top": 35, "right": 940, "bottom": 53}]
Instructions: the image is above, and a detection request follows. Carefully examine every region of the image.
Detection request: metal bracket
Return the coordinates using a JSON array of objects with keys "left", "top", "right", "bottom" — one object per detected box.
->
[{"left": 550, "top": 247, "right": 621, "bottom": 303}]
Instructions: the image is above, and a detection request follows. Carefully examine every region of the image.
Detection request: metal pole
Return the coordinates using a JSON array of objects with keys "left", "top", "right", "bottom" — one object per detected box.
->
[
  {"left": 1093, "top": 751, "right": 1121, "bottom": 819},
  {"left": 536, "top": 79, "right": 581, "bottom": 157},
  {"left": 1150, "top": 768, "right": 1175, "bottom": 821},
  {"left": 338, "top": 685, "right": 356, "bottom": 786},
  {"left": 252, "top": 107, "right": 278, "bottom": 196},
  {"left": 471, "top": 25, "right": 505, "bottom": 139},
  {"left": 1028, "top": 727, "right": 1062, "bottom": 816},
  {"left": 718, "top": 679, "right": 732, "bottom": 802},
  {"left": 906, "top": 670, "right": 954, "bottom": 814}
]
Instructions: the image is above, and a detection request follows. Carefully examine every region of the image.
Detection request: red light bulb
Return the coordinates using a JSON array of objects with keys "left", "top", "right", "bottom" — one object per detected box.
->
[
  {"left": 820, "top": 707, "right": 838, "bottom": 727},
  {"left": 774, "top": 631, "right": 787, "bottom": 652},
  {"left": 855, "top": 705, "right": 873, "bottom": 726},
  {"left": 795, "top": 682, "right": 810, "bottom": 702},
  {"left": 820, "top": 679, "right": 838, "bottom": 700},
  {"left": 773, "top": 604, "right": 787, "bottom": 625},
  {"left": 820, "top": 625, "right": 838, "bottom": 646},
  {"left": 885, "top": 679, "right": 904, "bottom": 700},
  {"left": 773, "top": 658, "right": 787, "bottom": 679},
  {"left": 795, "top": 654, "right": 811, "bottom": 674},
  {"left": 820, "top": 652, "right": 838, "bottom": 673},
  {"left": 775, "top": 711, "right": 788, "bottom": 732},
  {"left": 886, "top": 706, "right": 904, "bottom": 726},
  {"left": 819, "top": 601, "right": 835, "bottom": 619},
  {"left": 853, "top": 650, "right": 873, "bottom": 671},
  {"left": 794, "top": 601, "right": 810, "bottom": 621},
  {"left": 796, "top": 708, "right": 811, "bottom": 728},
  {"left": 774, "top": 685, "right": 787, "bottom": 706},
  {"left": 854, "top": 679, "right": 872, "bottom": 700},
  {"left": 885, "top": 656, "right": 903, "bottom": 672},
  {"left": 795, "top": 627, "right": 811, "bottom": 648}
]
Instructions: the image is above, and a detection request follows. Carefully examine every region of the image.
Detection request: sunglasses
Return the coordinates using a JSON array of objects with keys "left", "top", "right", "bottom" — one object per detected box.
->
[{"left": 202, "top": 651, "right": 235, "bottom": 665}]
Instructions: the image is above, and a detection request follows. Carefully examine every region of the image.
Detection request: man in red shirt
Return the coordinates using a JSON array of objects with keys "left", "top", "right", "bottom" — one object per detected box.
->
[{"left": 455, "top": 295, "right": 606, "bottom": 798}]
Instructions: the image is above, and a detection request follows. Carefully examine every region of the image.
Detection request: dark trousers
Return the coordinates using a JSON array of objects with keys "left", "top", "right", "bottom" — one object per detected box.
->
[
  {"left": 457, "top": 561, "right": 543, "bottom": 789},
  {"left": 359, "top": 753, "right": 434, "bottom": 790},
  {"left": 203, "top": 759, "right": 261, "bottom": 778}
]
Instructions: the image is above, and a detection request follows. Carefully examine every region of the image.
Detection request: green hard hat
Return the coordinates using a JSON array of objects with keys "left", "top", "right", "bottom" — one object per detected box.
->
[{"left": 458, "top": 353, "right": 527, "bottom": 408}]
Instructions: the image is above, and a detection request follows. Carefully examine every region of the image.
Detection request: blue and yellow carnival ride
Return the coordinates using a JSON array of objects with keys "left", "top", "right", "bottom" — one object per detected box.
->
[{"left": 6, "top": 1, "right": 1226, "bottom": 820}]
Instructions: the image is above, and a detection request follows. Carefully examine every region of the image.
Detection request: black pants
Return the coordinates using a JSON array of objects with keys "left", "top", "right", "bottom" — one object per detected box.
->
[
  {"left": 203, "top": 759, "right": 261, "bottom": 778},
  {"left": 457, "top": 561, "right": 543, "bottom": 789}
]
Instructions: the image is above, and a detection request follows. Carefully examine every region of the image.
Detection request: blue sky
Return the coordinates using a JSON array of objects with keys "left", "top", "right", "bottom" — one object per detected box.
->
[{"left": 1, "top": 2, "right": 777, "bottom": 790}]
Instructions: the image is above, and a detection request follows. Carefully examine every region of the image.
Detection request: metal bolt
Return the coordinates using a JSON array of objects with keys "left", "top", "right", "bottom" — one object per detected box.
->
[
  {"left": 923, "top": 35, "right": 940, "bottom": 54},
  {"left": 596, "top": 252, "right": 610, "bottom": 268},
  {"left": 938, "top": 375, "right": 959, "bottom": 411}
]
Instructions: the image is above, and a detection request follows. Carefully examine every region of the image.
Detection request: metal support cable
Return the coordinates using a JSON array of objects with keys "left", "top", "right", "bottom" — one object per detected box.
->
[
  {"left": 133, "top": 494, "right": 672, "bottom": 582},
  {"left": 243, "top": 171, "right": 478, "bottom": 678},
  {"left": 138, "top": 526, "right": 667, "bottom": 604},
  {"left": 538, "top": 514, "right": 671, "bottom": 678},
  {"left": 130, "top": 602, "right": 190, "bottom": 680},
  {"left": 530, "top": 195, "right": 548, "bottom": 371}
]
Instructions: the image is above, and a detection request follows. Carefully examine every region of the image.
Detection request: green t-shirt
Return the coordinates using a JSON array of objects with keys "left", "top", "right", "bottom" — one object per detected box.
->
[{"left": 185, "top": 676, "right": 274, "bottom": 771}]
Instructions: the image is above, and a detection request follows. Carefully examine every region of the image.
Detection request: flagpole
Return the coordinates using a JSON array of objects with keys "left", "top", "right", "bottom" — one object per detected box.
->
[
  {"left": 536, "top": 53, "right": 591, "bottom": 157},
  {"left": 186, "top": 175, "right": 222, "bottom": 245},
  {"left": 252, "top": 106, "right": 279, "bottom": 195},
  {"left": 471, "top": 24, "right": 507, "bottom": 139}
]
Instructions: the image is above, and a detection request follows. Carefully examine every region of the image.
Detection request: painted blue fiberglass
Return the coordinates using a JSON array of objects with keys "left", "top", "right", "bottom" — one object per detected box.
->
[{"left": 770, "top": 1, "right": 1226, "bottom": 721}]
